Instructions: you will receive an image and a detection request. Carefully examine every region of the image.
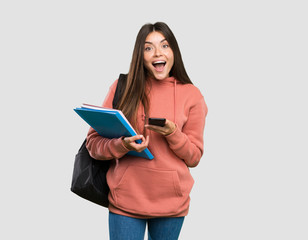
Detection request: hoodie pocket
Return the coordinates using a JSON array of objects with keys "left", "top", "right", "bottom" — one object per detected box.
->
[{"left": 114, "top": 166, "right": 183, "bottom": 216}]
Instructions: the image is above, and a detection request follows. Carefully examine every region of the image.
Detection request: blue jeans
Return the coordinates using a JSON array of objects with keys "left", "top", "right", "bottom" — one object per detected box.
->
[{"left": 109, "top": 212, "right": 185, "bottom": 240}]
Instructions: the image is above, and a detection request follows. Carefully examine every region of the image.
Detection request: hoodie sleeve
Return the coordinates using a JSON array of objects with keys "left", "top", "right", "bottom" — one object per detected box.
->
[
  {"left": 165, "top": 96, "right": 208, "bottom": 167},
  {"left": 86, "top": 79, "right": 130, "bottom": 160}
]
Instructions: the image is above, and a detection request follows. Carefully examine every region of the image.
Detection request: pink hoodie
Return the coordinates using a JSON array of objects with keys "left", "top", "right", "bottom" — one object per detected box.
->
[{"left": 86, "top": 76, "right": 207, "bottom": 218}]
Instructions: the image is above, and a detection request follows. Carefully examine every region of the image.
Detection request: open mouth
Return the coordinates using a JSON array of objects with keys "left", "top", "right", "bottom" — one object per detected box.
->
[{"left": 152, "top": 61, "right": 166, "bottom": 72}]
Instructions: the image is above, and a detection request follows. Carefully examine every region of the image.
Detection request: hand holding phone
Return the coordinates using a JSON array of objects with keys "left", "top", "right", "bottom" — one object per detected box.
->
[{"left": 146, "top": 118, "right": 176, "bottom": 136}]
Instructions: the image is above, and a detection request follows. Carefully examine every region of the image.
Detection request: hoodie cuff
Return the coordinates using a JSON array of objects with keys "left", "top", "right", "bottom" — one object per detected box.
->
[
  {"left": 112, "top": 137, "right": 130, "bottom": 158},
  {"left": 165, "top": 126, "right": 183, "bottom": 146}
]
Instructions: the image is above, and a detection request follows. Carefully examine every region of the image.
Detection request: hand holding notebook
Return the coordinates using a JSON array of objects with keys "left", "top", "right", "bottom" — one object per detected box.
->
[{"left": 74, "top": 104, "right": 154, "bottom": 160}]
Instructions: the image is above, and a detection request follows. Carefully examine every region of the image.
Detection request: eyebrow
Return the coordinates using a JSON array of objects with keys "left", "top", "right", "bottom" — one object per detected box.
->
[{"left": 145, "top": 39, "right": 167, "bottom": 44}]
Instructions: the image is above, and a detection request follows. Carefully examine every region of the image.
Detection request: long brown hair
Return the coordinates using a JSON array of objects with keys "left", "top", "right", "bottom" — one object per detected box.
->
[{"left": 117, "top": 22, "right": 192, "bottom": 128}]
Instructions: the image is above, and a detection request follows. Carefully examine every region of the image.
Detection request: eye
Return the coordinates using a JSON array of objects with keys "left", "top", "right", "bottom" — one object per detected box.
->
[
  {"left": 145, "top": 46, "right": 152, "bottom": 51},
  {"left": 162, "top": 44, "right": 169, "bottom": 48}
]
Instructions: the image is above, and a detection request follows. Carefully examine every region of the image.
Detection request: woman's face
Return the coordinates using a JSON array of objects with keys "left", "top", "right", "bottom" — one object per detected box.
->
[{"left": 143, "top": 31, "right": 174, "bottom": 80}]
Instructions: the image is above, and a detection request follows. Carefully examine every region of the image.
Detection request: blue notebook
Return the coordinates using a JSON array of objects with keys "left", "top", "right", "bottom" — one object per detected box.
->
[{"left": 74, "top": 104, "right": 154, "bottom": 160}]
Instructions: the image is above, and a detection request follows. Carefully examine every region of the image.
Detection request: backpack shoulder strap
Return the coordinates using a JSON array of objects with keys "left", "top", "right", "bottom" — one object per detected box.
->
[{"left": 112, "top": 73, "right": 127, "bottom": 109}]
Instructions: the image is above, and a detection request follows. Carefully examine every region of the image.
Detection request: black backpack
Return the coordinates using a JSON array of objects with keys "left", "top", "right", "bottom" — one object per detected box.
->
[{"left": 70, "top": 74, "right": 127, "bottom": 207}]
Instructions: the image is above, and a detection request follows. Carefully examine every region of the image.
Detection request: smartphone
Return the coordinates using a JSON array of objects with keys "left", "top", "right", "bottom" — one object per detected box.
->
[{"left": 148, "top": 118, "right": 166, "bottom": 127}]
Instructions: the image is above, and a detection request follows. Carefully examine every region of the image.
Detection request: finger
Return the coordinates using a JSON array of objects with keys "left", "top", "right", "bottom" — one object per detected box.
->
[
  {"left": 145, "top": 125, "right": 166, "bottom": 136},
  {"left": 143, "top": 136, "right": 150, "bottom": 150},
  {"left": 125, "top": 135, "right": 144, "bottom": 143},
  {"left": 139, "top": 134, "right": 146, "bottom": 142},
  {"left": 133, "top": 135, "right": 150, "bottom": 152},
  {"left": 145, "top": 125, "right": 163, "bottom": 132},
  {"left": 140, "top": 135, "right": 149, "bottom": 147},
  {"left": 135, "top": 135, "right": 149, "bottom": 147},
  {"left": 131, "top": 143, "right": 146, "bottom": 152}
]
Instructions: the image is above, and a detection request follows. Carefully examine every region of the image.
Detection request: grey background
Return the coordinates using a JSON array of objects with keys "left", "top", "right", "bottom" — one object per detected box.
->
[{"left": 1, "top": 0, "right": 307, "bottom": 239}]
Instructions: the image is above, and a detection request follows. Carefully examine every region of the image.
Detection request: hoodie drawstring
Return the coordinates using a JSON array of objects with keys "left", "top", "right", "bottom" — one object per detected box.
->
[{"left": 174, "top": 80, "right": 177, "bottom": 125}]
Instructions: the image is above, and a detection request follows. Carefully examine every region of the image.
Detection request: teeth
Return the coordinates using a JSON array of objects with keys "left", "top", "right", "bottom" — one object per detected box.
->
[{"left": 153, "top": 61, "right": 166, "bottom": 64}]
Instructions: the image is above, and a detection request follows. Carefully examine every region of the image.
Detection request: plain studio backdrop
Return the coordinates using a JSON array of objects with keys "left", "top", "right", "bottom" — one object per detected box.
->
[{"left": 1, "top": 1, "right": 307, "bottom": 239}]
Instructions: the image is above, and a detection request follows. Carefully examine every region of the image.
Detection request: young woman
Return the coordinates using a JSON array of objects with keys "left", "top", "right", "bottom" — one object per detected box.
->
[{"left": 86, "top": 22, "right": 208, "bottom": 240}]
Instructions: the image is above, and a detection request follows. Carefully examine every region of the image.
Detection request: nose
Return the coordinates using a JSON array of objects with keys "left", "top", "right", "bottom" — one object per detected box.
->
[{"left": 154, "top": 47, "right": 162, "bottom": 57}]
